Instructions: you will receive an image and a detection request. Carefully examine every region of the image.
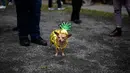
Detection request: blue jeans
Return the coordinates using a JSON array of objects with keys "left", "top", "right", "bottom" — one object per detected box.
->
[
  {"left": 0, "top": 0, "right": 6, "bottom": 6},
  {"left": 14, "top": 0, "right": 42, "bottom": 39}
]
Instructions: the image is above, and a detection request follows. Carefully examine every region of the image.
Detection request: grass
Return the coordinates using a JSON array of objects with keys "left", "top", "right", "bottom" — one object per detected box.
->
[{"left": 41, "top": 4, "right": 128, "bottom": 19}]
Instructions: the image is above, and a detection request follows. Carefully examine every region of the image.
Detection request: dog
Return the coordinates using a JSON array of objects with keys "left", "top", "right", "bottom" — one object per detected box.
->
[{"left": 50, "top": 29, "right": 72, "bottom": 56}]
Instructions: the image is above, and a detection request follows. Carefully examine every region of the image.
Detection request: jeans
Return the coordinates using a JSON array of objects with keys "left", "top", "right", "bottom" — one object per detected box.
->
[
  {"left": 113, "top": 0, "right": 130, "bottom": 27},
  {"left": 14, "top": 0, "right": 42, "bottom": 39}
]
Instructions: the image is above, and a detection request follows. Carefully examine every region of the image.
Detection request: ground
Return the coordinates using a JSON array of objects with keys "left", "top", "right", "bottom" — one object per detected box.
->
[{"left": 0, "top": 6, "right": 130, "bottom": 73}]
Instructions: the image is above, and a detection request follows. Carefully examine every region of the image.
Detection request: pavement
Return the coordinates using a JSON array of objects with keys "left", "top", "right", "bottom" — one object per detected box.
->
[{"left": 0, "top": 4, "right": 130, "bottom": 73}]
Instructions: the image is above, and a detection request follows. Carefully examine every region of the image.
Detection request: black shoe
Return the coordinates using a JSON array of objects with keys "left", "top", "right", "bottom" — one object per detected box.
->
[
  {"left": 109, "top": 27, "right": 122, "bottom": 37},
  {"left": 12, "top": 27, "right": 18, "bottom": 31},
  {"left": 19, "top": 37, "right": 30, "bottom": 46},
  {"left": 31, "top": 37, "right": 47, "bottom": 46},
  {"left": 71, "top": 20, "right": 82, "bottom": 24}
]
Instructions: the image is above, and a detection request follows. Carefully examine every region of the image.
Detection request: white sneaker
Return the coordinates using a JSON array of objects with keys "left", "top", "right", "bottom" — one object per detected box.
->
[
  {"left": 8, "top": 2, "right": 13, "bottom": 5},
  {"left": 57, "top": 8, "right": 65, "bottom": 10},
  {"left": 48, "top": 8, "right": 54, "bottom": 10},
  {"left": 0, "top": 6, "right": 6, "bottom": 9}
]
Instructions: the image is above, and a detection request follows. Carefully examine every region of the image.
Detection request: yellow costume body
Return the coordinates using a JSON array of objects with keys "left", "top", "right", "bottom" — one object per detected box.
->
[{"left": 50, "top": 29, "right": 69, "bottom": 49}]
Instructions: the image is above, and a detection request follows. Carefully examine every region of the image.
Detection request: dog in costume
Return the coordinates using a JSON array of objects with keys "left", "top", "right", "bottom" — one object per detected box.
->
[{"left": 50, "top": 22, "right": 72, "bottom": 56}]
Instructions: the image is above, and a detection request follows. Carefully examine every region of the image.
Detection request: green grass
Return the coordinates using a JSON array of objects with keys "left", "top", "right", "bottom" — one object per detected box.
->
[{"left": 41, "top": 4, "right": 128, "bottom": 19}]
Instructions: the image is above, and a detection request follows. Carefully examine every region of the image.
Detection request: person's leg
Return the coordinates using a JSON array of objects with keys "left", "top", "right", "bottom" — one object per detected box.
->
[
  {"left": 57, "top": 0, "right": 65, "bottom": 10},
  {"left": 109, "top": 0, "right": 122, "bottom": 37},
  {"left": 71, "top": 0, "right": 82, "bottom": 24},
  {"left": 29, "top": 0, "right": 47, "bottom": 46},
  {"left": 77, "top": 4, "right": 82, "bottom": 21},
  {"left": 14, "top": 0, "right": 30, "bottom": 46},
  {"left": 8, "top": 0, "right": 12, "bottom": 2},
  {"left": 48, "top": 0, "right": 54, "bottom": 10},
  {"left": 71, "top": 0, "right": 77, "bottom": 21},
  {"left": 125, "top": 0, "right": 130, "bottom": 16},
  {"left": 57, "top": 0, "right": 61, "bottom": 8},
  {"left": 114, "top": 0, "right": 122, "bottom": 27},
  {"left": 48, "top": 0, "right": 53, "bottom": 8}
]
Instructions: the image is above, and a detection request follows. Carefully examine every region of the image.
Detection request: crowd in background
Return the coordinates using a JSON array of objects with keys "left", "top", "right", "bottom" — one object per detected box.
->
[{"left": 0, "top": 0, "right": 130, "bottom": 46}]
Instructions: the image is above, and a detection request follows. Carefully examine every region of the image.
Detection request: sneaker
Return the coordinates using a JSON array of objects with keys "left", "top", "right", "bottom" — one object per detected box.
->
[
  {"left": 48, "top": 8, "right": 54, "bottom": 10},
  {"left": 0, "top": 6, "right": 6, "bottom": 9},
  {"left": 57, "top": 8, "right": 65, "bottom": 10},
  {"left": 8, "top": 2, "right": 13, "bottom": 5}
]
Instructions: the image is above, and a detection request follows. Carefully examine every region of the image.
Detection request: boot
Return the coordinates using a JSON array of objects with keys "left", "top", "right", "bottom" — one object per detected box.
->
[{"left": 109, "top": 27, "right": 122, "bottom": 37}]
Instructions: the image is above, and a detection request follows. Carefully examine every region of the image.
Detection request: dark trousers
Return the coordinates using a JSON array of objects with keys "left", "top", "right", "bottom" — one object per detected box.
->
[
  {"left": 8, "top": 0, "right": 12, "bottom": 2},
  {"left": 71, "top": 0, "right": 82, "bottom": 20},
  {"left": 14, "top": 0, "right": 41, "bottom": 39},
  {"left": 48, "top": 0, "right": 62, "bottom": 8},
  {"left": 113, "top": 0, "right": 130, "bottom": 27}
]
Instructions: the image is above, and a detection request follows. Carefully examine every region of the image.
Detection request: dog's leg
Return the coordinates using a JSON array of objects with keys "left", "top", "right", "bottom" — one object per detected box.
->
[
  {"left": 55, "top": 48, "right": 58, "bottom": 56},
  {"left": 49, "top": 41, "right": 53, "bottom": 48},
  {"left": 61, "top": 48, "right": 65, "bottom": 56},
  {"left": 49, "top": 43, "right": 52, "bottom": 48}
]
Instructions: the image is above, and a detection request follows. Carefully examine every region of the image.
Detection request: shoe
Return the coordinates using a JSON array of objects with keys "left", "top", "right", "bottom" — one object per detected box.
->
[
  {"left": 57, "top": 8, "right": 65, "bottom": 10},
  {"left": 71, "top": 20, "right": 82, "bottom": 24},
  {"left": 48, "top": 8, "right": 54, "bottom": 10},
  {"left": 31, "top": 37, "right": 47, "bottom": 46},
  {"left": 0, "top": 6, "right": 6, "bottom": 9},
  {"left": 109, "top": 27, "right": 122, "bottom": 37},
  {"left": 19, "top": 37, "right": 30, "bottom": 46},
  {"left": 12, "top": 27, "right": 18, "bottom": 31}
]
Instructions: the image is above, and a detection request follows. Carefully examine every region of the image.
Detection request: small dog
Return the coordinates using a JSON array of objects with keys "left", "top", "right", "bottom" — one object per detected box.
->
[{"left": 50, "top": 29, "right": 72, "bottom": 56}]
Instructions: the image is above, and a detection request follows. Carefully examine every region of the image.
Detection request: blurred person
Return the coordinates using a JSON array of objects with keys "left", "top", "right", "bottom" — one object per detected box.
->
[
  {"left": 14, "top": 0, "right": 47, "bottom": 46},
  {"left": 48, "top": 0, "right": 65, "bottom": 10},
  {"left": 71, "top": 0, "right": 83, "bottom": 24},
  {"left": 109, "top": 0, "right": 130, "bottom": 37}
]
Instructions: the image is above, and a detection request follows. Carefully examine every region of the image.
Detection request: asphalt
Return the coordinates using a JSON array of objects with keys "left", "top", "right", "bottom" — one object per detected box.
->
[{"left": 0, "top": 5, "right": 130, "bottom": 73}]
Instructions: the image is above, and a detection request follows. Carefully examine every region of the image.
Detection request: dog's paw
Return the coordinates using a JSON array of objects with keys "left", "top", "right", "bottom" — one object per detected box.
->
[
  {"left": 62, "top": 53, "right": 65, "bottom": 56},
  {"left": 55, "top": 53, "right": 58, "bottom": 56}
]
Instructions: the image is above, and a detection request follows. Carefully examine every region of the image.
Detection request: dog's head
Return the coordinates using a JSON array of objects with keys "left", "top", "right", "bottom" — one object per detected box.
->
[{"left": 54, "top": 31, "right": 72, "bottom": 43}]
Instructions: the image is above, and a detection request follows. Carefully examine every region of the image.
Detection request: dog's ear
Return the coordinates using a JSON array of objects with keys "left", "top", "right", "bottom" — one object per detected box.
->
[
  {"left": 54, "top": 31, "right": 59, "bottom": 36},
  {"left": 67, "top": 34, "right": 72, "bottom": 38}
]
